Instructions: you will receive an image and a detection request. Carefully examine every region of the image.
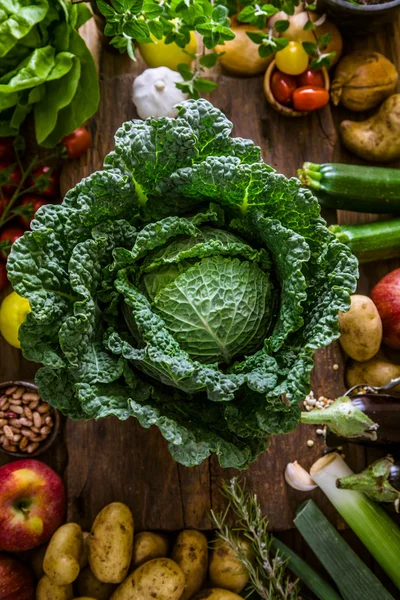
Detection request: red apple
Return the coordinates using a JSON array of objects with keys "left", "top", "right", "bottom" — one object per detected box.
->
[
  {"left": 0, "top": 553, "right": 35, "bottom": 600},
  {"left": 371, "top": 268, "right": 400, "bottom": 349},
  {"left": 0, "top": 459, "right": 65, "bottom": 552}
]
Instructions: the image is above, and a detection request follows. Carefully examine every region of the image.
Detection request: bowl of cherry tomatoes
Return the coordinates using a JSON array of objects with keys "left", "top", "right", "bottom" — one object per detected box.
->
[{"left": 264, "top": 41, "right": 330, "bottom": 117}]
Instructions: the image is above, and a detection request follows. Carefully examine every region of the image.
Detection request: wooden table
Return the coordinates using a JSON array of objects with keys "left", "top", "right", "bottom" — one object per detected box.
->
[{"left": 1, "top": 13, "right": 399, "bottom": 558}]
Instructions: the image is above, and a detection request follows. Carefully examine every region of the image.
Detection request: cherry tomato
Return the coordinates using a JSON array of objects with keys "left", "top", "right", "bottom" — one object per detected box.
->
[
  {"left": 292, "top": 86, "right": 330, "bottom": 112},
  {"left": 271, "top": 70, "right": 297, "bottom": 106},
  {"left": 296, "top": 69, "right": 325, "bottom": 88},
  {"left": 0, "top": 261, "right": 8, "bottom": 292},
  {"left": 61, "top": 127, "right": 92, "bottom": 159},
  {"left": 0, "top": 226, "right": 25, "bottom": 259},
  {"left": 0, "top": 138, "right": 15, "bottom": 161},
  {"left": 275, "top": 41, "right": 309, "bottom": 76},
  {"left": 0, "top": 162, "right": 22, "bottom": 195},
  {"left": 30, "top": 165, "right": 59, "bottom": 198},
  {"left": 18, "top": 195, "right": 49, "bottom": 228}
]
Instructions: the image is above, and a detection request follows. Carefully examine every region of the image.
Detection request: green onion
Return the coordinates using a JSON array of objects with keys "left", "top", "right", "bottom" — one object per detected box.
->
[
  {"left": 310, "top": 452, "right": 400, "bottom": 591},
  {"left": 294, "top": 499, "right": 395, "bottom": 600},
  {"left": 271, "top": 538, "right": 342, "bottom": 600}
]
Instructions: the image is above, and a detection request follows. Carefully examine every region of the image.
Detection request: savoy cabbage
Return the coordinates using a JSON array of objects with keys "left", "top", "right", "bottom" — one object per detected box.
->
[{"left": 7, "top": 100, "right": 358, "bottom": 469}]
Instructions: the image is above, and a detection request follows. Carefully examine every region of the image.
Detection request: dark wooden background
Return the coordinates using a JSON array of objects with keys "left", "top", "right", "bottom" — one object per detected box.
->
[{"left": 1, "top": 14, "right": 399, "bottom": 581}]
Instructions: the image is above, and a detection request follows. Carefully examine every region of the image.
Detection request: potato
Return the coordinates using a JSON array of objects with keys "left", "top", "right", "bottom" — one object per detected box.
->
[
  {"left": 132, "top": 531, "right": 169, "bottom": 568},
  {"left": 346, "top": 353, "right": 400, "bottom": 390},
  {"left": 209, "top": 539, "right": 250, "bottom": 593},
  {"left": 339, "top": 295, "right": 382, "bottom": 362},
  {"left": 43, "top": 523, "right": 83, "bottom": 585},
  {"left": 88, "top": 502, "right": 134, "bottom": 584},
  {"left": 79, "top": 532, "right": 90, "bottom": 569},
  {"left": 110, "top": 558, "right": 185, "bottom": 600},
  {"left": 171, "top": 530, "right": 208, "bottom": 600},
  {"left": 332, "top": 51, "right": 398, "bottom": 111},
  {"left": 340, "top": 94, "right": 400, "bottom": 163},
  {"left": 36, "top": 575, "right": 74, "bottom": 600},
  {"left": 192, "top": 590, "right": 243, "bottom": 600},
  {"left": 76, "top": 566, "right": 117, "bottom": 600}
]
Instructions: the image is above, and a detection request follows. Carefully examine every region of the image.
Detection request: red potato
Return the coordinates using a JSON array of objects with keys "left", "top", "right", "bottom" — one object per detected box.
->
[{"left": 371, "top": 268, "right": 400, "bottom": 349}]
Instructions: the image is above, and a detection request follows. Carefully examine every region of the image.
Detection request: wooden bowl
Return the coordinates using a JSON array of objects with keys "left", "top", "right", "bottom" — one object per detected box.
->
[
  {"left": 0, "top": 381, "right": 60, "bottom": 458},
  {"left": 264, "top": 60, "right": 330, "bottom": 118}
]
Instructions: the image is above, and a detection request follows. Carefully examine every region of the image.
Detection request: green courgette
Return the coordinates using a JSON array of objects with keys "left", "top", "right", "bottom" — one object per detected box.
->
[
  {"left": 298, "top": 162, "right": 400, "bottom": 213},
  {"left": 330, "top": 218, "right": 400, "bottom": 263}
]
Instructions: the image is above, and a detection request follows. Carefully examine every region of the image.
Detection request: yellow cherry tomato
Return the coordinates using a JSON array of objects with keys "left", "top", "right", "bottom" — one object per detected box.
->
[
  {"left": 0, "top": 291, "right": 31, "bottom": 348},
  {"left": 275, "top": 41, "right": 309, "bottom": 76},
  {"left": 138, "top": 29, "right": 197, "bottom": 71}
]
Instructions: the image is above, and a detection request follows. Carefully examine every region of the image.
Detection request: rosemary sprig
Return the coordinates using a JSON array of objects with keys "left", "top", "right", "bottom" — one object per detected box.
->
[{"left": 210, "top": 478, "right": 300, "bottom": 600}]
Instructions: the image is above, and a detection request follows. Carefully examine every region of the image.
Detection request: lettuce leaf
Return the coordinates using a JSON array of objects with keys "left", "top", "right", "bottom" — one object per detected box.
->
[{"left": 7, "top": 100, "right": 358, "bottom": 468}]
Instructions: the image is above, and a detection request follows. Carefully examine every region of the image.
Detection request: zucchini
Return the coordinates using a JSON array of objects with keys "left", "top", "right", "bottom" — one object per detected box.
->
[
  {"left": 330, "top": 219, "right": 400, "bottom": 263},
  {"left": 298, "top": 162, "right": 400, "bottom": 213}
]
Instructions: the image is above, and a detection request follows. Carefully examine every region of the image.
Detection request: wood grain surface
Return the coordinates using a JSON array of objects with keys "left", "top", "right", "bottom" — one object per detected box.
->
[{"left": 1, "top": 14, "right": 399, "bottom": 534}]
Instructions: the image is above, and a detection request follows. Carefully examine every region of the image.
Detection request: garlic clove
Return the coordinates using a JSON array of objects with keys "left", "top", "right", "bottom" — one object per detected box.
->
[{"left": 285, "top": 460, "right": 317, "bottom": 491}]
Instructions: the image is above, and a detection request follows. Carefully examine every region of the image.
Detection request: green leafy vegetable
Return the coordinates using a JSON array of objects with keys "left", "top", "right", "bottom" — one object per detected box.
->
[
  {"left": 0, "top": 0, "right": 99, "bottom": 146},
  {"left": 7, "top": 99, "right": 358, "bottom": 468}
]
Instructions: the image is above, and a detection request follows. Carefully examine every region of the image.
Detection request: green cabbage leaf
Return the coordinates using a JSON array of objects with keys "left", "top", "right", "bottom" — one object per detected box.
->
[{"left": 7, "top": 100, "right": 358, "bottom": 468}]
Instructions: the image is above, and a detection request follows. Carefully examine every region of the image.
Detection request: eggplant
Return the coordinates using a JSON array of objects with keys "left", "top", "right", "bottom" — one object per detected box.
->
[{"left": 336, "top": 456, "right": 400, "bottom": 511}]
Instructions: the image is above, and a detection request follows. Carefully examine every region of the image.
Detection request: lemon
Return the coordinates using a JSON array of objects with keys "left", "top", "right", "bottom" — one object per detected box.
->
[
  {"left": 138, "top": 30, "right": 197, "bottom": 71},
  {"left": 0, "top": 291, "right": 31, "bottom": 348}
]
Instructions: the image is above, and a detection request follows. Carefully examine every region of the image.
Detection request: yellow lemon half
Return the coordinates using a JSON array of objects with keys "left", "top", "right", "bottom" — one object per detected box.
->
[
  {"left": 138, "top": 29, "right": 197, "bottom": 71},
  {"left": 0, "top": 291, "right": 31, "bottom": 348}
]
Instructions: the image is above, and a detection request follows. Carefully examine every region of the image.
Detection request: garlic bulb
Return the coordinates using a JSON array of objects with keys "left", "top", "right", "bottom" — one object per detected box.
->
[
  {"left": 285, "top": 461, "right": 317, "bottom": 491},
  {"left": 132, "top": 67, "right": 188, "bottom": 120}
]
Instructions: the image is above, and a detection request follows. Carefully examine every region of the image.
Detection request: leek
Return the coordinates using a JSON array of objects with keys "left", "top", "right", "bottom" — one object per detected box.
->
[
  {"left": 294, "top": 499, "right": 394, "bottom": 600},
  {"left": 310, "top": 453, "right": 400, "bottom": 590}
]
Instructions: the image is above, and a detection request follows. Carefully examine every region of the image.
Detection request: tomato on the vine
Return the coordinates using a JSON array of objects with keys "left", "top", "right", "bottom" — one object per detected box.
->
[
  {"left": 61, "top": 127, "right": 92, "bottom": 159},
  {"left": 0, "top": 138, "right": 14, "bottom": 161},
  {"left": 30, "top": 165, "right": 59, "bottom": 198},
  {"left": 18, "top": 195, "right": 49, "bottom": 228},
  {"left": 0, "top": 261, "right": 8, "bottom": 292},
  {"left": 0, "top": 226, "right": 25, "bottom": 259},
  {"left": 292, "top": 86, "right": 330, "bottom": 112},
  {"left": 0, "top": 162, "right": 22, "bottom": 196},
  {"left": 296, "top": 69, "right": 325, "bottom": 88},
  {"left": 271, "top": 71, "right": 297, "bottom": 106},
  {"left": 275, "top": 41, "right": 309, "bottom": 76}
]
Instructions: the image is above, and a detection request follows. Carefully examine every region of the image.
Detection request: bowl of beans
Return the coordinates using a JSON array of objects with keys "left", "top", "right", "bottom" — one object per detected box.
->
[{"left": 0, "top": 381, "right": 60, "bottom": 457}]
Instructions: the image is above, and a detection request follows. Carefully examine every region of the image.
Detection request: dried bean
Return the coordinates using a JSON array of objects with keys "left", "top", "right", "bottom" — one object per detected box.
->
[
  {"left": 40, "top": 426, "right": 51, "bottom": 436},
  {"left": 4, "top": 426, "right": 14, "bottom": 441},
  {"left": 13, "top": 434, "right": 21, "bottom": 443},
  {"left": 0, "top": 419, "right": 7, "bottom": 427},
  {"left": 9, "top": 405, "right": 23, "bottom": 415},
  {"left": 28, "top": 400, "right": 39, "bottom": 410},
  {"left": 19, "top": 437, "right": 28, "bottom": 451},
  {"left": 5, "top": 412, "right": 16, "bottom": 418},
  {"left": 37, "top": 403, "right": 50, "bottom": 414},
  {"left": 5, "top": 444, "right": 17, "bottom": 452},
  {"left": 22, "top": 392, "right": 40, "bottom": 402},
  {"left": 30, "top": 435, "right": 43, "bottom": 442},
  {"left": 19, "top": 418, "right": 33, "bottom": 427},
  {"left": 10, "top": 426, "right": 21, "bottom": 434},
  {"left": 12, "top": 388, "right": 24, "bottom": 400},
  {"left": 26, "top": 443, "right": 39, "bottom": 454},
  {"left": 9, "top": 419, "right": 21, "bottom": 428},
  {"left": 5, "top": 386, "right": 17, "bottom": 395},
  {"left": 21, "top": 429, "right": 34, "bottom": 439},
  {"left": 31, "top": 427, "right": 40, "bottom": 434},
  {"left": 45, "top": 416, "right": 53, "bottom": 426},
  {"left": 24, "top": 407, "right": 33, "bottom": 420},
  {"left": 0, "top": 411, "right": 4, "bottom": 418},
  {"left": 33, "top": 412, "right": 42, "bottom": 428}
]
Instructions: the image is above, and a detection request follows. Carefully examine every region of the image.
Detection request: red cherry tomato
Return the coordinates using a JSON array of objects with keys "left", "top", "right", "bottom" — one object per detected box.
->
[
  {"left": 0, "top": 137, "right": 15, "bottom": 161},
  {"left": 0, "top": 261, "right": 8, "bottom": 291},
  {"left": 296, "top": 69, "right": 325, "bottom": 88},
  {"left": 292, "top": 86, "right": 330, "bottom": 112},
  {"left": 0, "top": 162, "right": 22, "bottom": 195},
  {"left": 18, "top": 195, "right": 49, "bottom": 228},
  {"left": 30, "top": 165, "right": 59, "bottom": 198},
  {"left": 0, "top": 226, "right": 25, "bottom": 259},
  {"left": 271, "top": 70, "right": 297, "bottom": 106},
  {"left": 61, "top": 127, "right": 92, "bottom": 159}
]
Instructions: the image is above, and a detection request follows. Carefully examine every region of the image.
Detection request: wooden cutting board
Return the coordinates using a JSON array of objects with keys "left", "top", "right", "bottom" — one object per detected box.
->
[{"left": 1, "top": 14, "right": 399, "bottom": 533}]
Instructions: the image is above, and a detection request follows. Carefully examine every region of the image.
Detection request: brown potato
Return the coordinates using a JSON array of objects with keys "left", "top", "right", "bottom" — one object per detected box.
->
[
  {"left": 76, "top": 566, "right": 117, "bottom": 600},
  {"left": 340, "top": 94, "right": 400, "bottom": 163},
  {"left": 43, "top": 523, "right": 83, "bottom": 585},
  {"left": 171, "top": 530, "right": 208, "bottom": 600},
  {"left": 346, "top": 353, "right": 400, "bottom": 390},
  {"left": 132, "top": 531, "right": 169, "bottom": 567},
  {"left": 192, "top": 590, "right": 244, "bottom": 600},
  {"left": 88, "top": 502, "right": 134, "bottom": 584},
  {"left": 339, "top": 295, "right": 382, "bottom": 362},
  {"left": 332, "top": 51, "right": 398, "bottom": 111},
  {"left": 36, "top": 575, "right": 74, "bottom": 600},
  {"left": 209, "top": 539, "right": 250, "bottom": 594},
  {"left": 110, "top": 558, "right": 185, "bottom": 600}
]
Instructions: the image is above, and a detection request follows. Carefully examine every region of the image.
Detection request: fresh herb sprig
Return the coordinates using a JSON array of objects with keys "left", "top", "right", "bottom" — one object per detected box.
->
[{"left": 210, "top": 478, "right": 300, "bottom": 600}]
